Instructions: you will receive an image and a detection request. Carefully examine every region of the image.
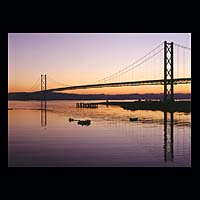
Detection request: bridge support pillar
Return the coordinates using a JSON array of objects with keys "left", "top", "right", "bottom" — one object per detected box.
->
[
  {"left": 164, "top": 41, "right": 174, "bottom": 102},
  {"left": 41, "top": 74, "right": 47, "bottom": 93},
  {"left": 41, "top": 74, "right": 47, "bottom": 127}
]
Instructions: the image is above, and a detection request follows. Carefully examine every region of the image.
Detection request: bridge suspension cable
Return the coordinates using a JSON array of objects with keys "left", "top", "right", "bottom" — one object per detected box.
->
[
  {"left": 111, "top": 48, "right": 163, "bottom": 80},
  {"left": 48, "top": 75, "right": 71, "bottom": 87},
  {"left": 28, "top": 77, "right": 41, "bottom": 91},
  {"left": 174, "top": 43, "right": 191, "bottom": 50},
  {"left": 93, "top": 42, "right": 164, "bottom": 84},
  {"left": 174, "top": 42, "right": 191, "bottom": 79}
]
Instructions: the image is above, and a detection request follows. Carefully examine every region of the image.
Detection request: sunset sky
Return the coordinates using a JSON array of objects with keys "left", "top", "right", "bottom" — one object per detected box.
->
[{"left": 8, "top": 33, "right": 191, "bottom": 94}]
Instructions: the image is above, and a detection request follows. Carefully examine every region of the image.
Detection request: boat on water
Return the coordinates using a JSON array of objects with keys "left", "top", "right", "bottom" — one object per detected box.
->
[
  {"left": 129, "top": 117, "right": 138, "bottom": 121},
  {"left": 77, "top": 120, "right": 91, "bottom": 126},
  {"left": 68, "top": 117, "right": 91, "bottom": 126},
  {"left": 69, "top": 117, "right": 77, "bottom": 122}
]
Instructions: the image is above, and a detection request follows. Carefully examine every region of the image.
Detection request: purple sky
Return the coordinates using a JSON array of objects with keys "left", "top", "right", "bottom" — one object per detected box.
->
[{"left": 8, "top": 33, "right": 191, "bottom": 93}]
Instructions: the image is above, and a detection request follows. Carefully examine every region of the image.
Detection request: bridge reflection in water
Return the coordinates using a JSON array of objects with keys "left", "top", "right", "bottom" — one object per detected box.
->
[
  {"left": 40, "top": 100, "right": 47, "bottom": 127},
  {"left": 163, "top": 111, "right": 174, "bottom": 162},
  {"left": 40, "top": 102, "right": 176, "bottom": 163}
]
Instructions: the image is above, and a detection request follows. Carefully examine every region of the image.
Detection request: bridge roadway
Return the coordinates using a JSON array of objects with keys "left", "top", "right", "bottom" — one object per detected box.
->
[{"left": 36, "top": 78, "right": 191, "bottom": 92}]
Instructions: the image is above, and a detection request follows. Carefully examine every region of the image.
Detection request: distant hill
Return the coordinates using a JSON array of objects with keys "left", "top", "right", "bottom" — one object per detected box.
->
[{"left": 8, "top": 91, "right": 191, "bottom": 100}]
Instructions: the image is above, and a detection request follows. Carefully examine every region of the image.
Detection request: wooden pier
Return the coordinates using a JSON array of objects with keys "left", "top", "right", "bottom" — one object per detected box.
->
[{"left": 76, "top": 102, "right": 98, "bottom": 108}]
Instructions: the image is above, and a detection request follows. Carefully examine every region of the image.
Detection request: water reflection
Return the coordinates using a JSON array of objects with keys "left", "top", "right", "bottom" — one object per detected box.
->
[
  {"left": 163, "top": 112, "right": 174, "bottom": 162},
  {"left": 41, "top": 100, "right": 47, "bottom": 127},
  {"left": 40, "top": 101, "right": 176, "bottom": 162},
  {"left": 8, "top": 100, "right": 190, "bottom": 167}
]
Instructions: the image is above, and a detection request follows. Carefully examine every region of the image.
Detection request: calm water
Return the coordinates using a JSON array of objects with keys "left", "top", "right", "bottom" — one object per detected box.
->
[{"left": 8, "top": 100, "right": 191, "bottom": 167}]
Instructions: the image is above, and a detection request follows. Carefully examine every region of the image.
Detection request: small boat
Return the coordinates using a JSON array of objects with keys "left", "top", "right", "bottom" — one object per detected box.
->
[
  {"left": 129, "top": 117, "right": 138, "bottom": 121},
  {"left": 69, "top": 117, "right": 75, "bottom": 122},
  {"left": 69, "top": 117, "right": 79, "bottom": 122},
  {"left": 69, "top": 117, "right": 91, "bottom": 126},
  {"left": 77, "top": 120, "right": 91, "bottom": 126}
]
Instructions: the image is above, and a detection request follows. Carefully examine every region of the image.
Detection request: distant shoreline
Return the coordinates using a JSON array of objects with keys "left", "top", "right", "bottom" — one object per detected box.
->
[
  {"left": 98, "top": 101, "right": 191, "bottom": 112},
  {"left": 8, "top": 99, "right": 191, "bottom": 101},
  {"left": 8, "top": 92, "right": 191, "bottom": 101},
  {"left": 8, "top": 100, "right": 191, "bottom": 113}
]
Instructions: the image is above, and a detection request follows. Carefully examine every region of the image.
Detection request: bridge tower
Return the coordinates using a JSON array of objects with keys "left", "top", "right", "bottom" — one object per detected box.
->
[
  {"left": 40, "top": 74, "right": 47, "bottom": 127},
  {"left": 41, "top": 74, "right": 47, "bottom": 92},
  {"left": 164, "top": 41, "right": 174, "bottom": 102}
]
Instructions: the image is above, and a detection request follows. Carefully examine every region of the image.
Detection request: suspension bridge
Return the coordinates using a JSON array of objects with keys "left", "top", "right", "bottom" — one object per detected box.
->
[
  {"left": 28, "top": 41, "right": 191, "bottom": 102},
  {"left": 21, "top": 40, "right": 191, "bottom": 161}
]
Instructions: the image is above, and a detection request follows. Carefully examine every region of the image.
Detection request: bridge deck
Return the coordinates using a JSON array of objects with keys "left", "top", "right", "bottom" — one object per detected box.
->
[{"left": 36, "top": 78, "right": 191, "bottom": 92}]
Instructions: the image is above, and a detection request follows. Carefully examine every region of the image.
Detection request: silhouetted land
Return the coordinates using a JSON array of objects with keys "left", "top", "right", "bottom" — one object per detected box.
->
[
  {"left": 8, "top": 91, "right": 191, "bottom": 112},
  {"left": 8, "top": 91, "right": 191, "bottom": 101},
  {"left": 98, "top": 100, "right": 191, "bottom": 112}
]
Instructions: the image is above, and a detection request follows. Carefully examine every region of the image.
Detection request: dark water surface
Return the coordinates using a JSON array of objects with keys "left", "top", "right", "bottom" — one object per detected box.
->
[{"left": 8, "top": 100, "right": 191, "bottom": 167}]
